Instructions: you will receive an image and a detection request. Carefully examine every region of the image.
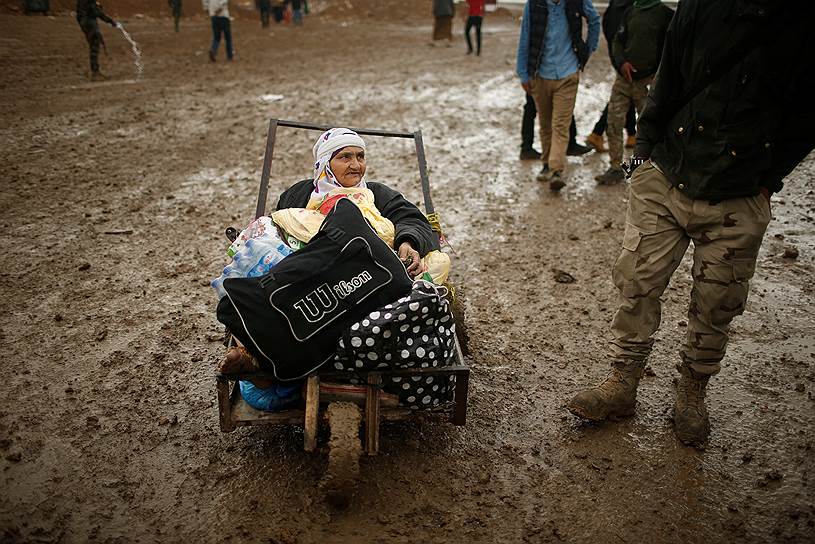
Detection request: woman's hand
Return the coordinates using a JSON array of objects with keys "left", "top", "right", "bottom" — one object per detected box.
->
[{"left": 398, "top": 242, "right": 422, "bottom": 277}]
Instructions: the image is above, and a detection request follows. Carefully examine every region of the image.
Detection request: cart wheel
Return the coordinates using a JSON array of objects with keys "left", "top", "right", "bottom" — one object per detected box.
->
[
  {"left": 320, "top": 402, "right": 362, "bottom": 508},
  {"left": 450, "top": 284, "right": 470, "bottom": 356}
]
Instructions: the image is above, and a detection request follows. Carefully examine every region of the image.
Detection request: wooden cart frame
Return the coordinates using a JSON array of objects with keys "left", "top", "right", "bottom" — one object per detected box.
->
[{"left": 215, "top": 119, "right": 470, "bottom": 456}]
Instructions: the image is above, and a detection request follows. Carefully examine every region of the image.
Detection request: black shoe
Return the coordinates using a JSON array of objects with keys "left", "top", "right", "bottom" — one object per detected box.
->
[
  {"left": 549, "top": 171, "right": 566, "bottom": 191},
  {"left": 520, "top": 148, "right": 542, "bottom": 161},
  {"left": 208, "top": 50, "right": 216, "bottom": 62},
  {"left": 535, "top": 164, "right": 551, "bottom": 182},
  {"left": 567, "top": 142, "right": 592, "bottom": 156},
  {"left": 594, "top": 167, "right": 625, "bottom": 185}
]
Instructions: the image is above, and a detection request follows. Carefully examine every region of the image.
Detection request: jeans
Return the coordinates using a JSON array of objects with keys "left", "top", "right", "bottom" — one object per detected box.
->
[
  {"left": 465, "top": 15, "right": 482, "bottom": 54},
  {"left": 210, "top": 16, "right": 233, "bottom": 60},
  {"left": 293, "top": 8, "right": 303, "bottom": 25}
]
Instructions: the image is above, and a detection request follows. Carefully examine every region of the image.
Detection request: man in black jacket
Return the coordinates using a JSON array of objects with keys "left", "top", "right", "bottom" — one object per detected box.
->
[
  {"left": 76, "top": 0, "right": 117, "bottom": 79},
  {"left": 567, "top": 0, "right": 815, "bottom": 447}
]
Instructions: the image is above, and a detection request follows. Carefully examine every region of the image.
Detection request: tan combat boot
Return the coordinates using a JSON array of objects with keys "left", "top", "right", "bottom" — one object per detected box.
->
[
  {"left": 673, "top": 365, "right": 711, "bottom": 447},
  {"left": 566, "top": 360, "right": 646, "bottom": 421}
]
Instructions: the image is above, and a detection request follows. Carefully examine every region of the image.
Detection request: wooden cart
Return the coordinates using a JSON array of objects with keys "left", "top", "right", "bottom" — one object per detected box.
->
[{"left": 215, "top": 120, "right": 470, "bottom": 506}]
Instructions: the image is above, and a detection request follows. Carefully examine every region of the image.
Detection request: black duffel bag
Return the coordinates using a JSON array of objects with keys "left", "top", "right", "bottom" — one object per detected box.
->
[{"left": 217, "top": 198, "right": 414, "bottom": 380}]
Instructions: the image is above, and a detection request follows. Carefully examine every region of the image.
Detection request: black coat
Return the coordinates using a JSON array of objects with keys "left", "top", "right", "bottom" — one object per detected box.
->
[
  {"left": 276, "top": 180, "right": 440, "bottom": 257},
  {"left": 601, "top": 0, "right": 632, "bottom": 68},
  {"left": 635, "top": 0, "right": 815, "bottom": 200}
]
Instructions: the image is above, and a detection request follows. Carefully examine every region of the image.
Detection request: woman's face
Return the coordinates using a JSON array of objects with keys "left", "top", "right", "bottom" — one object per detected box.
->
[{"left": 329, "top": 146, "right": 367, "bottom": 187}]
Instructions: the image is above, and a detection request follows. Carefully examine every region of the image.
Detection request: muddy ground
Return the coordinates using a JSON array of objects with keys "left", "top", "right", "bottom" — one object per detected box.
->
[{"left": 1, "top": 6, "right": 814, "bottom": 543}]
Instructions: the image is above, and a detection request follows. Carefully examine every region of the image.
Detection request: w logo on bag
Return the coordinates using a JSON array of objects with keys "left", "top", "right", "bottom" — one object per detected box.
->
[{"left": 293, "top": 283, "right": 338, "bottom": 323}]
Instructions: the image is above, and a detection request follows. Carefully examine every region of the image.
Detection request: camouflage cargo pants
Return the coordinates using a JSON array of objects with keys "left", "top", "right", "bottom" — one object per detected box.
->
[
  {"left": 607, "top": 74, "right": 652, "bottom": 168},
  {"left": 609, "top": 161, "right": 772, "bottom": 375}
]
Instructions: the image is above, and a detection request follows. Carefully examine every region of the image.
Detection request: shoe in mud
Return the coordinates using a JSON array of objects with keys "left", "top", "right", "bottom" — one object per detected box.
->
[
  {"left": 595, "top": 167, "right": 625, "bottom": 185},
  {"left": 208, "top": 49, "right": 216, "bottom": 62},
  {"left": 520, "top": 148, "right": 542, "bottom": 161},
  {"left": 90, "top": 71, "right": 108, "bottom": 81},
  {"left": 535, "top": 164, "right": 550, "bottom": 181},
  {"left": 585, "top": 132, "right": 606, "bottom": 152},
  {"left": 567, "top": 142, "right": 592, "bottom": 156},
  {"left": 673, "top": 365, "right": 711, "bottom": 448},
  {"left": 549, "top": 171, "right": 566, "bottom": 191},
  {"left": 567, "top": 360, "right": 645, "bottom": 421}
]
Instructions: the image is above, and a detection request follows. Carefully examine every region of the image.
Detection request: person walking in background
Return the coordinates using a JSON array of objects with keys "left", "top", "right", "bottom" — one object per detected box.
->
[
  {"left": 585, "top": 0, "right": 635, "bottom": 153},
  {"left": 75, "top": 0, "right": 117, "bottom": 80},
  {"left": 272, "top": 0, "right": 284, "bottom": 23},
  {"left": 516, "top": 0, "right": 600, "bottom": 191},
  {"left": 594, "top": 0, "right": 673, "bottom": 185},
  {"left": 431, "top": 0, "right": 455, "bottom": 46},
  {"left": 168, "top": 0, "right": 182, "bottom": 32},
  {"left": 567, "top": 0, "right": 814, "bottom": 447},
  {"left": 291, "top": 0, "right": 304, "bottom": 25},
  {"left": 257, "top": 0, "right": 270, "bottom": 28},
  {"left": 465, "top": 0, "right": 485, "bottom": 56},
  {"left": 203, "top": 0, "right": 233, "bottom": 62}
]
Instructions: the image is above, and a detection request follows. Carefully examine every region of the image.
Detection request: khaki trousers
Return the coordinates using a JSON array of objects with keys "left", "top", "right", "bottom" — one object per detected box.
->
[
  {"left": 609, "top": 162, "right": 771, "bottom": 375},
  {"left": 528, "top": 72, "right": 579, "bottom": 172},
  {"left": 607, "top": 74, "right": 652, "bottom": 168}
]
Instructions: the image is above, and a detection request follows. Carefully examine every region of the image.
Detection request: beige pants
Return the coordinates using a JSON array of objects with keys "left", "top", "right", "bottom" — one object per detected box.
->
[
  {"left": 528, "top": 72, "right": 579, "bottom": 172},
  {"left": 607, "top": 74, "right": 652, "bottom": 168},
  {"left": 610, "top": 162, "right": 772, "bottom": 375}
]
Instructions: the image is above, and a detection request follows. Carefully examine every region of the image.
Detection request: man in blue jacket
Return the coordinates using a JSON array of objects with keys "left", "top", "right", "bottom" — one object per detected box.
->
[{"left": 517, "top": 0, "right": 600, "bottom": 191}]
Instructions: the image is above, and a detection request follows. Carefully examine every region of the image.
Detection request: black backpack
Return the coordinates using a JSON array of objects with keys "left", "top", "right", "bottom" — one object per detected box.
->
[{"left": 217, "top": 198, "right": 414, "bottom": 380}]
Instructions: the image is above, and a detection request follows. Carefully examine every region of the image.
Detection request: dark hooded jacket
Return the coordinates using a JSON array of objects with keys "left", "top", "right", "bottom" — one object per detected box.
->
[{"left": 635, "top": 0, "right": 815, "bottom": 200}]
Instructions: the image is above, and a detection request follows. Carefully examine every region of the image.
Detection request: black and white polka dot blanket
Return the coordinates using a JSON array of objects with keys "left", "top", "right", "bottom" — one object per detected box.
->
[{"left": 332, "top": 280, "right": 457, "bottom": 410}]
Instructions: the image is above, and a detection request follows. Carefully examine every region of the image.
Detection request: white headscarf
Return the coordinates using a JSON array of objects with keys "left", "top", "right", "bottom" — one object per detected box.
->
[{"left": 310, "top": 128, "right": 367, "bottom": 203}]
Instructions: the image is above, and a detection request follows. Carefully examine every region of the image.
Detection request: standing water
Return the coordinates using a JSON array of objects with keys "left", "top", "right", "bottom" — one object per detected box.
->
[{"left": 116, "top": 24, "right": 143, "bottom": 80}]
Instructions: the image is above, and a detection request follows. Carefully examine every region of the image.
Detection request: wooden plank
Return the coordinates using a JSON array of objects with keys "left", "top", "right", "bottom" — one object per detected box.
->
[
  {"left": 231, "top": 394, "right": 305, "bottom": 425},
  {"left": 216, "top": 377, "right": 235, "bottom": 432},
  {"left": 303, "top": 375, "right": 320, "bottom": 452},
  {"left": 364, "top": 373, "right": 382, "bottom": 456},
  {"left": 319, "top": 381, "right": 399, "bottom": 408}
]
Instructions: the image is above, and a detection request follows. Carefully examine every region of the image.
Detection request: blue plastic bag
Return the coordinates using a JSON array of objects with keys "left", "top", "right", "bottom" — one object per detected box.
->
[{"left": 239, "top": 380, "right": 301, "bottom": 411}]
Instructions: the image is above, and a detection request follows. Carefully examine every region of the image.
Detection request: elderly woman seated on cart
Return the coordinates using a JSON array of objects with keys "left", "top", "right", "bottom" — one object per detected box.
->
[
  {"left": 275, "top": 127, "right": 442, "bottom": 278},
  {"left": 219, "top": 128, "right": 452, "bottom": 382}
]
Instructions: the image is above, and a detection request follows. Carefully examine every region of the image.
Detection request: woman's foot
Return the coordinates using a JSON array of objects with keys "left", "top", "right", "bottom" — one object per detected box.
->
[{"left": 219, "top": 346, "right": 259, "bottom": 374}]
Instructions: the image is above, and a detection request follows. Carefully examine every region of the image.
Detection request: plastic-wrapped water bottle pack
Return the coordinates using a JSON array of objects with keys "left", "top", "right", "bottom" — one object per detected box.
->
[{"left": 211, "top": 219, "right": 293, "bottom": 299}]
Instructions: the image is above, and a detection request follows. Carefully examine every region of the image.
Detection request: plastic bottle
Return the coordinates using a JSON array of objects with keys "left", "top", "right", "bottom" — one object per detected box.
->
[{"left": 210, "top": 262, "right": 243, "bottom": 299}]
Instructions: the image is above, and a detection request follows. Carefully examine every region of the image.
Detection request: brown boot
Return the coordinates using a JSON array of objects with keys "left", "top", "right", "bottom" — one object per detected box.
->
[
  {"left": 585, "top": 132, "right": 607, "bottom": 152},
  {"left": 673, "top": 365, "right": 711, "bottom": 447},
  {"left": 567, "top": 360, "right": 646, "bottom": 421}
]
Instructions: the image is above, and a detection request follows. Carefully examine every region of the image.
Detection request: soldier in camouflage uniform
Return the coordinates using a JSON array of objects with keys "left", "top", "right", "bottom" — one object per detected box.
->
[
  {"left": 594, "top": 0, "right": 673, "bottom": 185},
  {"left": 567, "top": 0, "right": 815, "bottom": 447},
  {"left": 76, "top": 0, "right": 117, "bottom": 79}
]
